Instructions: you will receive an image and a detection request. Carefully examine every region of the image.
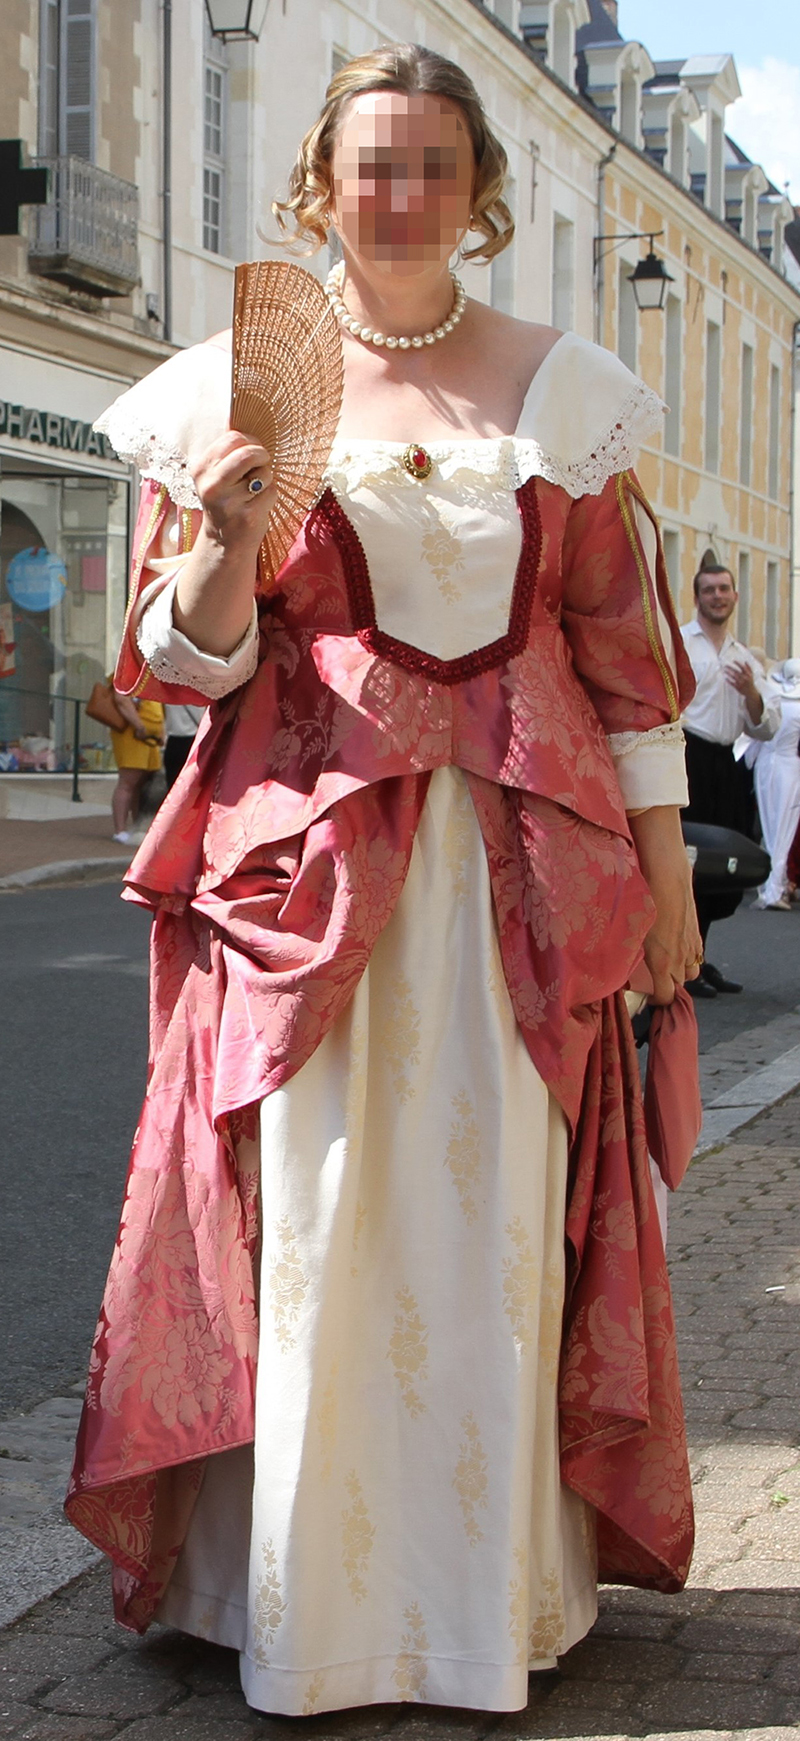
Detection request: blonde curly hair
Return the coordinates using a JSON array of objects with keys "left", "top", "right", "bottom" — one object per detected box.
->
[{"left": 273, "top": 43, "right": 514, "bottom": 265}]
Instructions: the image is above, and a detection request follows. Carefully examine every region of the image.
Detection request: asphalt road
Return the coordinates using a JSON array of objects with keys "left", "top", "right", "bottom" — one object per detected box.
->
[
  {"left": 0, "top": 883, "right": 151, "bottom": 1416},
  {"left": 0, "top": 878, "right": 797, "bottom": 1420},
  {"left": 692, "top": 890, "right": 800, "bottom": 1050}
]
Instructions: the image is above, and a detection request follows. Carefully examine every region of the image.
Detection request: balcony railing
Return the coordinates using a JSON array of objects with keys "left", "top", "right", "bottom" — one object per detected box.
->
[{"left": 28, "top": 156, "right": 139, "bottom": 296}]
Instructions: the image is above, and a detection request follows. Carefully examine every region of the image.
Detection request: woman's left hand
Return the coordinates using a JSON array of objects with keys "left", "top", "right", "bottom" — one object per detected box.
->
[{"left": 628, "top": 806, "right": 703, "bottom": 1005}]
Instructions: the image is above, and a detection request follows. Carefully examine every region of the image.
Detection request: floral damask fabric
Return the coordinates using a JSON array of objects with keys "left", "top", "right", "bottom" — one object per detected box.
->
[{"left": 67, "top": 451, "right": 696, "bottom": 1647}]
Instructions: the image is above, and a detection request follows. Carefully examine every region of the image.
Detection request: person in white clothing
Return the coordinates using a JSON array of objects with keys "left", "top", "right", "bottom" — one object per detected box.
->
[
  {"left": 749, "top": 660, "right": 800, "bottom": 910},
  {"left": 681, "top": 565, "right": 779, "bottom": 994}
]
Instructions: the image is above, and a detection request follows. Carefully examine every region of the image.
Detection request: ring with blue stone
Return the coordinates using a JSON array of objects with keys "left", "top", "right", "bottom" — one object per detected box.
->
[{"left": 247, "top": 476, "right": 265, "bottom": 495}]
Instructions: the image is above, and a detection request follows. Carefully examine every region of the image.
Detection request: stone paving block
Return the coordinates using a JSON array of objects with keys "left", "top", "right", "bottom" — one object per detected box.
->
[
  {"left": 680, "top": 1650, "right": 773, "bottom": 1682},
  {"left": 388, "top": 1713, "right": 496, "bottom": 1741},
  {"left": 768, "top": 1656, "right": 800, "bottom": 1693},
  {"left": 673, "top": 1614, "right": 799, "bottom": 1655},
  {"left": 38, "top": 1654, "right": 186, "bottom": 1719},
  {"left": 178, "top": 1644, "right": 242, "bottom": 1697},
  {"left": 119, "top": 1716, "right": 264, "bottom": 1741},
  {"left": 0, "top": 1718, "right": 119, "bottom": 1740},
  {"left": 586, "top": 1613, "right": 675, "bottom": 1642},
  {"left": 0, "top": 1705, "right": 35, "bottom": 1741},
  {"left": 559, "top": 1639, "right": 681, "bottom": 1682},
  {"left": 0, "top": 1633, "right": 112, "bottom": 1703},
  {"left": 638, "top": 1682, "right": 798, "bottom": 1730}
]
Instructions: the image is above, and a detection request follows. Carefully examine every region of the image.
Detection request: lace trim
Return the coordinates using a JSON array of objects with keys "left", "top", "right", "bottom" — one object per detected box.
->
[
  {"left": 324, "top": 381, "right": 664, "bottom": 500},
  {"left": 136, "top": 585, "right": 259, "bottom": 699},
  {"left": 315, "top": 482, "right": 542, "bottom": 685},
  {"left": 325, "top": 437, "right": 521, "bottom": 496},
  {"left": 94, "top": 406, "right": 203, "bottom": 510},
  {"left": 98, "top": 373, "right": 663, "bottom": 510},
  {"left": 517, "top": 380, "right": 664, "bottom": 497},
  {"left": 607, "top": 722, "right": 685, "bottom": 762}
]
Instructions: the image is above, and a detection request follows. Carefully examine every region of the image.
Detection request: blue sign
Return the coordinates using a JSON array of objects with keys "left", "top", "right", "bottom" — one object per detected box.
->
[{"left": 6, "top": 547, "right": 67, "bottom": 612}]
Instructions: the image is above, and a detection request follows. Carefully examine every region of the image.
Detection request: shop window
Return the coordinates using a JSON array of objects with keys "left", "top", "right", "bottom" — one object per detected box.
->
[{"left": 0, "top": 470, "right": 127, "bottom": 772}]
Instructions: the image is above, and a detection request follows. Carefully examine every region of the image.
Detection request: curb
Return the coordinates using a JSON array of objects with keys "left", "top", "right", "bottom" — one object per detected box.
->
[
  {"left": 0, "top": 857, "right": 130, "bottom": 892},
  {"left": 695, "top": 1042, "right": 800, "bottom": 1155}
]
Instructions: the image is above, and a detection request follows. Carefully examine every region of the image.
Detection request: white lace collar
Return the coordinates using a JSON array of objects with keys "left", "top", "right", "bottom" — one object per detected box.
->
[{"left": 94, "top": 328, "right": 664, "bottom": 509}]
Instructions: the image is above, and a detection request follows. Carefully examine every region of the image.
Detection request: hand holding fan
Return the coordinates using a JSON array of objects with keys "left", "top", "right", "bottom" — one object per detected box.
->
[{"left": 230, "top": 260, "right": 344, "bottom": 583}]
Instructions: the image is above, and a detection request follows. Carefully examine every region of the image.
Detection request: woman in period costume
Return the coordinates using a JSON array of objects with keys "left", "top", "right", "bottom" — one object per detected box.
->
[
  {"left": 751, "top": 659, "right": 800, "bottom": 910},
  {"left": 66, "top": 44, "right": 702, "bottom": 1718}
]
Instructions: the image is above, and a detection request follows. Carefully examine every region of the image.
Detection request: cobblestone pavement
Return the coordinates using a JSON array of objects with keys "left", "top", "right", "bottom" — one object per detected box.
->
[{"left": 1, "top": 1088, "right": 799, "bottom": 1741}]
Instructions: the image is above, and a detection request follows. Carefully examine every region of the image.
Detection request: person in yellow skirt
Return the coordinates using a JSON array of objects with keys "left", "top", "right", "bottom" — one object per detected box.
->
[{"left": 110, "top": 688, "right": 165, "bottom": 843}]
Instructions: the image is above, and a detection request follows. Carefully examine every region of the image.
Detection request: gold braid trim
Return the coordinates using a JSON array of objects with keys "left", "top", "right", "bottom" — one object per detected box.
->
[
  {"left": 121, "top": 484, "right": 168, "bottom": 698},
  {"left": 614, "top": 471, "right": 679, "bottom": 723},
  {"left": 179, "top": 507, "right": 194, "bottom": 554}
]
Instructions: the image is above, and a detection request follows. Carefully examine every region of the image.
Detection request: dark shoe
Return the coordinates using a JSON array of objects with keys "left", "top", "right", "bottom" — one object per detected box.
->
[
  {"left": 687, "top": 976, "right": 717, "bottom": 998},
  {"left": 701, "top": 961, "right": 743, "bottom": 994}
]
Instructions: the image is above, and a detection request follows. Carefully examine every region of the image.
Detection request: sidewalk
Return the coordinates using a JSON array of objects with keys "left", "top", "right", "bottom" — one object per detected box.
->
[
  {"left": 0, "top": 780, "right": 139, "bottom": 888},
  {"left": 1, "top": 1088, "right": 799, "bottom": 1740}
]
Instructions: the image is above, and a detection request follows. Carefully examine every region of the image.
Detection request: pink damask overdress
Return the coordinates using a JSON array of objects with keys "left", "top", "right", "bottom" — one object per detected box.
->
[{"left": 67, "top": 461, "right": 696, "bottom": 1633}]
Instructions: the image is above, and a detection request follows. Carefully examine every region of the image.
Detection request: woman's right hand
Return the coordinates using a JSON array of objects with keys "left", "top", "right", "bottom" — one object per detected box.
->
[{"left": 192, "top": 430, "right": 278, "bottom": 553}]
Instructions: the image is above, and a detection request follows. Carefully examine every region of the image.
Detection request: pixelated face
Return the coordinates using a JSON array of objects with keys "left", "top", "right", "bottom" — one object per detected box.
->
[
  {"left": 330, "top": 91, "right": 474, "bottom": 273},
  {"left": 696, "top": 572, "right": 737, "bottom": 618}
]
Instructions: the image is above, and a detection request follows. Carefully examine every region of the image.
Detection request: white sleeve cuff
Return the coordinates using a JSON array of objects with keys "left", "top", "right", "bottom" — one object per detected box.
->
[
  {"left": 136, "top": 572, "right": 259, "bottom": 698},
  {"left": 608, "top": 721, "right": 689, "bottom": 810}
]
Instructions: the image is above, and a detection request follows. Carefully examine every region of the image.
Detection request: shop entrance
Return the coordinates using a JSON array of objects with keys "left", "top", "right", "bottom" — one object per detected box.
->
[{"left": 0, "top": 464, "right": 129, "bottom": 771}]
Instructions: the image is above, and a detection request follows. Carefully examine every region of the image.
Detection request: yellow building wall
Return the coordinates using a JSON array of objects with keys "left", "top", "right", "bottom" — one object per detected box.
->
[{"left": 603, "top": 169, "right": 797, "bottom": 657}]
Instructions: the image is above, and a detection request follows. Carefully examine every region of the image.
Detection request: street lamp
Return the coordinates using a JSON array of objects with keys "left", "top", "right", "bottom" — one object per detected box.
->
[
  {"left": 627, "top": 241, "right": 674, "bottom": 312},
  {"left": 204, "top": 0, "right": 268, "bottom": 41},
  {"left": 593, "top": 229, "right": 674, "bottom": 311}
]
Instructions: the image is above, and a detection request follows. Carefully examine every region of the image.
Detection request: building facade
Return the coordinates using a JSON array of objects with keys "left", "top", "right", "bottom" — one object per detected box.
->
[{"left": 1, "top": 0, "right": 798, "bottom": 770}]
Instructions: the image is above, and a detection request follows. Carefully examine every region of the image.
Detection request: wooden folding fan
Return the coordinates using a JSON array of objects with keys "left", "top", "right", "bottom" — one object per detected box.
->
[{"left": 230, "top": 260, "right": 344, "bottom": 583}]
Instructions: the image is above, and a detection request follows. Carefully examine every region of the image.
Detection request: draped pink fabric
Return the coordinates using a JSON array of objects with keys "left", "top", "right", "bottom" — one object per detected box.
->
[{"left": 67, "top": 468, "right": 697, "bottom": 1630}]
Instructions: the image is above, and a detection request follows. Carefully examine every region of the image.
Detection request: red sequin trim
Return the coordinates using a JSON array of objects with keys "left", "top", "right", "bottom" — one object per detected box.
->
[{"left": 314, "top": 483, "right": 542, "bottom": 686}]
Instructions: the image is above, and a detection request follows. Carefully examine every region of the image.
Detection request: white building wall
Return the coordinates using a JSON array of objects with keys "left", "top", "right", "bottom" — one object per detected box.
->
[{"left": 134, "top": 0, "right": 605, "bottom": 351}]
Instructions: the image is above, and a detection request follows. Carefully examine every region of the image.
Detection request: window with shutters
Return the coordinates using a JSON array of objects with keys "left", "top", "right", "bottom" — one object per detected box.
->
[
  {"left": 737, "top": 551, "right": 750, "bottom": 644},
  {"left": 203, "top": 50, "right": 227, "bottom": 254},
  {"left": 38, "top": 0, "right": 96, "bottom": 161},
  {"left": 617, "top": 260, "right": 637, "bottom": 373}
]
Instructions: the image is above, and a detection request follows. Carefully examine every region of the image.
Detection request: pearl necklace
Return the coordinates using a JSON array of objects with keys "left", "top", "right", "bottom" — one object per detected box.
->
[{"left": 325, "top": 262, "right": 466, "bottom": 350}]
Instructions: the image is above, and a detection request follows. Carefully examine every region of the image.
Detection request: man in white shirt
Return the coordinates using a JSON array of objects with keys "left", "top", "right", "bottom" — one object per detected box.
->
[{"left": 681, "top": 565, "right": 779, "bottom": 996}]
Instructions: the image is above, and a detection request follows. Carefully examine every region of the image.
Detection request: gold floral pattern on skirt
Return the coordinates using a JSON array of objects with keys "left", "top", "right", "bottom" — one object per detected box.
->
[
  {"left": 341, "top": 1471, "right": 375, "bottom": 1603},
  {"left": 377, "top": 971, "right": 421, "bottom": 1103},
  {"left": 452, "top": 1412, "right": 489, "bottom": 1544},
  {"left": 502, "top": 1217, "right": 539, "bottom": 1351},
  {"left": 444, "top": 1090, "right": 482, "bottom": 1224},
  {"left": 267, "top": 1218, "right": 308, "bottom": 1351},
  {"left": 528, "top": 1567, "right": 566, "bottom": 1663},
  {"left": 387, "top": 1286, "right": 428, "bottom": 1416},
  {"left": 393, "top": 1601, "right": 430, "bottom": 1699},
  {"left": 252, "top": 1539, "right": 286, "bottom": 1666}
]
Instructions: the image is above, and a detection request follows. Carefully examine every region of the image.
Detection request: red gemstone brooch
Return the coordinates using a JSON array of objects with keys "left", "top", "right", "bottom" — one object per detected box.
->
[{"left": 402, "top": 443, "right": 433, "bottom": 481}]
